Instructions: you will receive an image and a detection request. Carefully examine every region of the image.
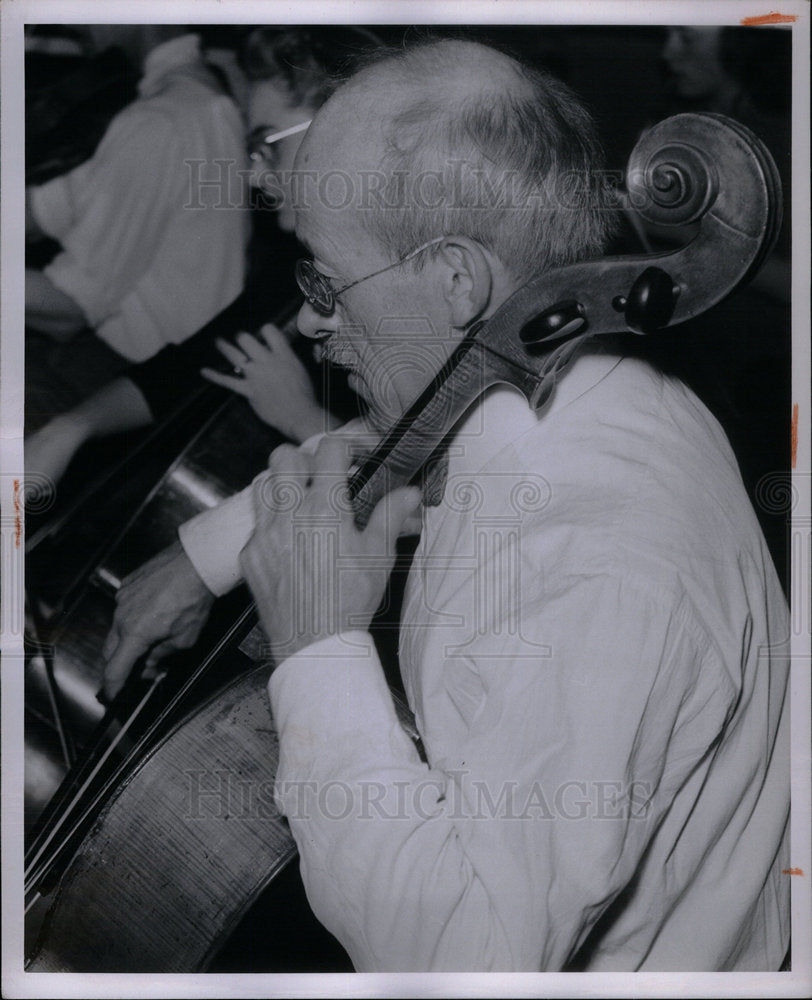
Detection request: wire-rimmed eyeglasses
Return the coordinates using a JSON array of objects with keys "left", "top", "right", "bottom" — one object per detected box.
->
[
  {"left": 247, "top": 119, "right": 312, "bottom": 168},
  {"left": 295, "top": 237, "right": 446, "bottom": 317}
]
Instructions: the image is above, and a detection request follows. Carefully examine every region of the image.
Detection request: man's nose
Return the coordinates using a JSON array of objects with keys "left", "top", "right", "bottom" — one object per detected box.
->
[
  {"left": 297, "top": 299, "right": 338, "bottom": 340},
  {"left": 248, "top": 160, "right": 278, "bottom": 192}
]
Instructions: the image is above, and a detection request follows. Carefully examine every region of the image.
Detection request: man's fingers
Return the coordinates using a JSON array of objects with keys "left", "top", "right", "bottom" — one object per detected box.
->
[
  {"left": 313, "top": 433, "right": 361, "bottom": 476},
  {"left": 102, "top": 633, "right": 150, "bottom": 702},
  {"left": 330, "top": 421, "right": 383, "bottom": 463},
  {"left": 102, "top": 621, "right": 121, "bottom": 662},
  {"left": 259, "top": 323, "right": 291, "bottom": 353},
  {"left": 236, "top": 331, "right": 268, "bottom": 361},
  {"left": 214, "top": 337, "right": 249, "bottom": 368},
  {"left": 267, "top": 441, "right": 312, "bottom": 475},
  {"left": 200, "top": 367, "right": 250, "bottom": 395},
  {"left": 366, "top": 486, "right": 423, "bottom": 546},
  {"left": 147, "top": 617, "right": 202, "bottom": 667},
  {"left": 253, "top": 444, "right": 312, "bottom": 528},
  {"left": 144, "top": 638, "right": 184, "bottom": 669}
]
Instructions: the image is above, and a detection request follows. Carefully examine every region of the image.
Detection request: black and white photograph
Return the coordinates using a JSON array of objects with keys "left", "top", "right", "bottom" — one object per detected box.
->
[{"left": 1, "top": 0, "right": 810, "bottom": 996}]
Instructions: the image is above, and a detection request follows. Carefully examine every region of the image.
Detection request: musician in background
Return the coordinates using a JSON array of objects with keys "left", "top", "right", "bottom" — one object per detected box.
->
[
  {"left": 25, "top": 25, "right": 248, "bottom": 430},
  {"left": 25, "top": 27, "right": 381, "bottom": 487},
  {"left": 100, "top": 38, "right": 790, "bottom": 971}
]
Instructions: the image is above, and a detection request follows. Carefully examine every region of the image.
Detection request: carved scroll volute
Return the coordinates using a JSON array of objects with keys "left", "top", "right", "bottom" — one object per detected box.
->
[{"left": 626, "top": 112, "right": 783, "bottom": 277}]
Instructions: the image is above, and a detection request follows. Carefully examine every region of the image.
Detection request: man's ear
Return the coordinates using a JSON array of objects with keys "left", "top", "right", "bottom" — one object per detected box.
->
[{"left": 435, "top": 238, "right": 493, "bottom": 328}]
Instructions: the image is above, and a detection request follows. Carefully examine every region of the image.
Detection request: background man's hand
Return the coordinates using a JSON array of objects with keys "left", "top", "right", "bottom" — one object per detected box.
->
[
  {"left": 25, "top": 413, "right": 93, "bottom": 495},
  {"left": 25, "top": 267, "right": 88, "bottom": 339},
  {"left": 201, "top": 324, "right": 338, "bottom": 443},
  {"left": 102, "top": 540, "right": 215, "bottom": 701},
  {"left": 240, "top": 435, "right": 422, "bottom": 664}
]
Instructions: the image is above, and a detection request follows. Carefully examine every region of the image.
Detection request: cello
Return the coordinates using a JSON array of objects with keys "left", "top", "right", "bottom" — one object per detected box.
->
[{"left": 24, "top": 112, "right": 784, "bottom": 971}]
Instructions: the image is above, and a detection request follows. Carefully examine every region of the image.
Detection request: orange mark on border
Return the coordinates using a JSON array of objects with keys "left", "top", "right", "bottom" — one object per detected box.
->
[
  {"left": 791, "top": 403, "right": 798, "bottom": 469},
  {"left": 740, "top": 12, "right": 798, "bottom": 25},
  {"left": 13, "top": 479, "right": 21, "bottom": 548},
  {"left": 782, "top": 867, "right": 804, "bottom": 875}
]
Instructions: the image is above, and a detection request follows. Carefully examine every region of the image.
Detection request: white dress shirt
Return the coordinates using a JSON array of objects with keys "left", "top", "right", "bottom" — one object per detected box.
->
[
  {"left": 29, "top": 34, "right": 248, "bottom": 362},
  {"left": 180, "top": 346, "right": 791, "bottom": 971}
]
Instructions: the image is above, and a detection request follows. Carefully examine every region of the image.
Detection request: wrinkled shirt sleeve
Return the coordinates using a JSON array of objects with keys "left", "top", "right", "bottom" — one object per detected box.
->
[
  {"left": 33, "top": 109, "right": 181, "bottom": 328},
  {"left": 178, "top": 430, "right": 336, "bottom": 595},
  {"left": 268, "top": 569, "right": 731, "bottom": 971},
  {"left": 29, "top": 93, "right": 247, "bottom": 361},
  {"left": 178, "top": 484, "right": 254, "bottom": 596}
]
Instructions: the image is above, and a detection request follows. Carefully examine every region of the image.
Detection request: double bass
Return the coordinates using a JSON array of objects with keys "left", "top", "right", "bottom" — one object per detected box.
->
[{"left": 24, "top": 112, "right": 783, "bottom": 972}]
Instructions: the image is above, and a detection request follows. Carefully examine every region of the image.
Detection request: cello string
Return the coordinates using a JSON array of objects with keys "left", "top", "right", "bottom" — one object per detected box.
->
[
  {"left": 24, "top": 672, "right": 167, "bottom": 888},
  {"left": 43, "top": 654, "right": 73, "bottom": 770},
  {"left": 26, "top": 596, "right": 74, "bottom": 769},
  {"left": 25, "top": 602, "right": 257, "bottom": 898}
]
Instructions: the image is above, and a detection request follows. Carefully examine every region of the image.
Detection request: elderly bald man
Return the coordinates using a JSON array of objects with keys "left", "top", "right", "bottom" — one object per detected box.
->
[{"left": 103, "top": 39, "right": 790, "bottom": 972}]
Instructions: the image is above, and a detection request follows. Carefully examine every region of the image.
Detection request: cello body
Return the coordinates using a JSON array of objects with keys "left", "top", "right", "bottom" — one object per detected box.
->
[
  {"left": 30, "top": 660, "right": 296, "bottom": 972},
  {"left": 27, "top": 607, "right": 416, "bottom": 971},
  {"left": 24, "top": 392, "right": 284, "bottom": 838}
]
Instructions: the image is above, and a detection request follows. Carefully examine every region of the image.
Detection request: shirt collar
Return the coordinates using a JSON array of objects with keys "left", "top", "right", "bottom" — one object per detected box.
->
[
  {"left": 138, "top": 33, "right": 202, "bottom": 96},
  {"left": 447, "top": 338, "right": 624, "bottom": 478},
  {"left": 344, "top": 338, "right": 625, "bottom": 518}
]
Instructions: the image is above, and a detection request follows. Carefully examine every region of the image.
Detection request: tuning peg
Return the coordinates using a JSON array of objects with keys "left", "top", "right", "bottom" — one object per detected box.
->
[
  {"left": 621, "top": 266, "right": 680, "bottom": 334},
  {"left": 520, "top": 299, "right": 588, "bottom": 345}
]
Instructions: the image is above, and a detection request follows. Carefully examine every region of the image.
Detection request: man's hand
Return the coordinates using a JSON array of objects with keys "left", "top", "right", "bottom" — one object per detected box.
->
[
  {"left": 240, "top": 435, "right": 422, "bottom": 664},
  {"left": 200, "top": 324, "right": 338, "bottom": 444},
  {"left": 102, "top": 541, "right": 215, "bottom": 702},
  {"left": 25, "top": 413, "right": 93, "bottom": 495},
  {"left": 25, "top": 268, "right": 88, "bottom": 339},
  {"left": 26, "top": 188, "right": 45, "bottom": 242}
]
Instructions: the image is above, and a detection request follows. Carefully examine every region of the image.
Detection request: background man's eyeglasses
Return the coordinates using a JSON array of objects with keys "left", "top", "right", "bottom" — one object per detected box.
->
[
  {"left": 295, "top": 237, "right": 446, "bottom": 317},
  {"left": 247, "top": 120, "right": 311, "bottom": 168}
]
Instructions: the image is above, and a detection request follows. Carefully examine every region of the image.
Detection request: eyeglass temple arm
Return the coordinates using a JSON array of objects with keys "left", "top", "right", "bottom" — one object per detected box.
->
[{"left": 336, "top": 236, "right": 447, "bottom": 296}]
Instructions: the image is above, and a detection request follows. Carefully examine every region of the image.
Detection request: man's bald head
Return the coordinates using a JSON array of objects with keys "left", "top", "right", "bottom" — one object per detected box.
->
[
  {"left": 346, "top": 37, "right": 529, "bottom": 106},
  {"left": 296, "top": 38, "right": 614, "bottom": 284}
]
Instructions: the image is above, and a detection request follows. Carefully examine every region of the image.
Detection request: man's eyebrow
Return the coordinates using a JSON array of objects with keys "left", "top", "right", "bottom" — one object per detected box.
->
[{"left": 297, "top": 236, "right": 336, "bottom": 273}]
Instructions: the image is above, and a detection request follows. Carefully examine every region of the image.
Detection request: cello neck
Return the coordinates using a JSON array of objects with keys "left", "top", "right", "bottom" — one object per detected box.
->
[{"left": 348, "top": 329, "right": 540, "bottom": 528}]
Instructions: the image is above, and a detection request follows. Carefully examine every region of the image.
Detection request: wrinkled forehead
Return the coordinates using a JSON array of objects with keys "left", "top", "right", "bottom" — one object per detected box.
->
[
  {"left": 294, "top": 79, "right": 388, "bottom": 176},
  {"left": 292, "top": 180, "right": 372, "bottom": 266},
  {"left": 292, "top": 87, "right": 389, "bottom": 255}
]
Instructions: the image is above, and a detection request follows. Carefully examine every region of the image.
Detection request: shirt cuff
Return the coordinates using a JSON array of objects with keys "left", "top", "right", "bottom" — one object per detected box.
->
[
  {"left": 177, "top": 428, "right": 354, "bottom": 598},
  {"left": 178, "top": 483, "right": 254, "bottom": 596}
]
